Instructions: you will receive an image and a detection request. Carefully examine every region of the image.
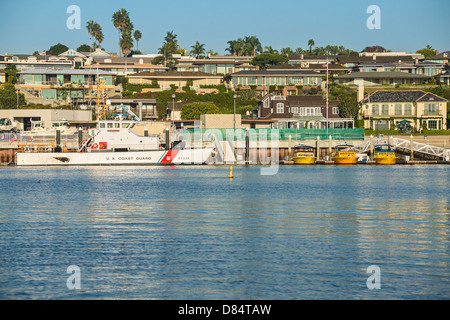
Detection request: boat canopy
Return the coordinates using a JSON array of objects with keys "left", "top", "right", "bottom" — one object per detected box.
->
[
  {"left": 294, "top": 144, "right": 316, "bottom": 150},
  {"left": 336, "top": 144, "right": 354, "bottom": 148}
]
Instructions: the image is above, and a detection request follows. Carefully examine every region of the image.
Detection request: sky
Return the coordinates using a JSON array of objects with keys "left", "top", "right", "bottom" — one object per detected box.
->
[{"left": 0, "top": 0, "right": 449, "bottom": 55}]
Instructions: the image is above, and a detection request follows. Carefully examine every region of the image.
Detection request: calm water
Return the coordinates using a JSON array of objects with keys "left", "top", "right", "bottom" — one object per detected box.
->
[{"left": 0, "top": 165, "right": 449, "bottom": 300}]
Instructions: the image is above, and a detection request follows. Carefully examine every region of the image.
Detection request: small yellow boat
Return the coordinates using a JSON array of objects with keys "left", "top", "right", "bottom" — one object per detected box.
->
[
  {"left": 332, "top": 144, "right": 358, "bottom": 165},
  {"left": 293, "top": 145, "right": 316, "bottom": 165},
  {"left": 373, "top": 144, "right": 397, "bottom": 165}
]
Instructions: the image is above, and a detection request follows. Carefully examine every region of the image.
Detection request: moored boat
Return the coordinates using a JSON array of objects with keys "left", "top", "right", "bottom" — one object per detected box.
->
[
  {"left": 373, "top": 144, "right": 397, "bottom": 165},
  {"left": 332, "top": 144, "right": 358, "bottom": 164},
  {"left": 293, "top": 144, "right": 316, "bottom": 165},
  {"left": 16, "top": 117, "right": 214, "bottom": 166}
]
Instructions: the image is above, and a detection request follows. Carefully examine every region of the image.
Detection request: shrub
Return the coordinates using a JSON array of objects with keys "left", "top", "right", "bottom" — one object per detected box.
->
[{"left": 181, "top": 102, "right": 221, "bottom": 120}]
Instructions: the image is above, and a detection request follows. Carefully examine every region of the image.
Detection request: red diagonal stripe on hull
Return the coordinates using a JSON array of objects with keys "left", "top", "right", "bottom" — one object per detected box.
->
[{"left": 159, "top": 150, "right": 180, "bottom": 163}]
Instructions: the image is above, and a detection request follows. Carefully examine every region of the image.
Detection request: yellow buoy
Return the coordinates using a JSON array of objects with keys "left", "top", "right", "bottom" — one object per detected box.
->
[{"left": 228, "top": 166, "right": 234, "bottom": 179}]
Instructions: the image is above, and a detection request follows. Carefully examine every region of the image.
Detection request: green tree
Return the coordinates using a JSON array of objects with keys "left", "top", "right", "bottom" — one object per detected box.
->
[
  {"left": 308, "top": 39, "right": 315, "bottom": 55},
  {"left": 0, "top": 83, "right": 25, "bottom": 109},
  {"left": 87, "top": 21, "right": 104, "bottom": 50},
  {"left": 190, "top": 41, "right": 206, "bottom": 58},
  {"left": 281, "top": 47, "right": 294, "bottom": 56},
  {"left": 264, "top": 46, "right": 279, "bottom": 54},
  {"left": 134, "top": 30, "right": 142, "bottom": 51},
  {"left": 153, "top": 31, "right": 180, "bottom": 68},
  {"left": 245, "top": 35, "right": 262, "bottom": 56},
  {"left": 164, "top": 30, "right": 178, "bottom": 44},
  {"left": 416, "top": 45, "right": 436, "bottom": 58},
  {"left": 47, "top": 43, "right": 69, "bottom": 56},
  {"left": 112, "top": 8, "right": 132, "bottom": 57},
  {"left": 181, "top": 102, "right": 221, "bottom": 120},
  {"left": 86, "top": 20, "right": 95, "bottom": 50},
  {"left": 337, "top": 94, "right": 360, "bottom": 119},
  {"left": 77, "top": 44, "right": 93, "bottom": 53},
  {"left": 120, "top": 30, "right": 134, "bottom": 57},
  {"left": 5, "top": 65, "right": 17, "bottom": 84},
  {"left": 207, "top": 49, "right": 218, "bottom": 57},
  {"left": 226, "top": 38, "right": 244, "bottom": 56},
  {"left": 250, "top": 53, "right": 289, "bottom": 70},
  {"left": 92, "top": 23, "right": 104, "bottom": 50}
]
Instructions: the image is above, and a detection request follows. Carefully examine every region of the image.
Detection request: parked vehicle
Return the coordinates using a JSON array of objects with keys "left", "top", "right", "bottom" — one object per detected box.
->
[{"left": 0, "top": 118, "right": 16, "bottom": 133}]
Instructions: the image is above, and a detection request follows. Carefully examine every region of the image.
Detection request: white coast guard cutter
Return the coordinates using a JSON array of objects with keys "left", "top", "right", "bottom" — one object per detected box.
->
[{"left": 16, "top": 116, "right": 214, "bottom": 166}]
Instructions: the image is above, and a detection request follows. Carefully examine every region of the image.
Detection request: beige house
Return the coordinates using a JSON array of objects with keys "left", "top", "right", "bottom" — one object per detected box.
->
[
  {"left": 360, "top": 90, "right": 448, "bottom": 131},
  {"left": 128, "top": 71, "right": 222, "bottom": 89}
]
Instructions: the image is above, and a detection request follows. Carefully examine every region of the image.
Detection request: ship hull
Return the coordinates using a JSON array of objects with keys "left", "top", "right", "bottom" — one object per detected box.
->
[
  {"left": 293, "top": 157, "right": 316, "bottom": 165},
  {"left": 333, "top": 157, "right": 358, "bottom": 164},
  {"left": 16, "top": 149, "right": 214, "bottom": 166},
  {"left": 374, "top": 157, "right": 397, "bottom": 165}
]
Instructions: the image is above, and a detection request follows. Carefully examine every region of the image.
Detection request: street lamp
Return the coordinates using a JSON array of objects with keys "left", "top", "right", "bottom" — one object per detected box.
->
[{"left": 233, "top": 94, "right": 237, "bottom": 132}]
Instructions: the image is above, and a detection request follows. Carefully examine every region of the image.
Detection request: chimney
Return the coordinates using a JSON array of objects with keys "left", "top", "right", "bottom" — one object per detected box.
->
[
  {"left": 357, "top": 84, "right": 365, "bottom": 102},
  {"left": 436, "top": 50, "right": 439, "bottom": 55},
  {"left": 372, "top": 55, "right": 376, "bottom": 60},
  {"left": 300, "top": 54, "right": 304, "bottom": 60}
]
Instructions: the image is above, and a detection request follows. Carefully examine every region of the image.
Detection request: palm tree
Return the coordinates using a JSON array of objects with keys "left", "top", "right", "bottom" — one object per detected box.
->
[
  {"left": 86, "top": 20, "right": 95, "bottom": 52},
  {"left": 246, "top": 35, "right": 262, "bottom": 56},
  {"left": 207, "top": 49, "right": 218, "bottom": 57},
  {"left": 86, "top": 21, "right": 103, "bottom": 50},
  {"left": 226, "top": 39, "right": 244, "bottom": 56},
  {"left": 264, "top": 46, "right": 278, "bottom": 54},
  {"left": 308, "top": 39, "right": 315, "bottom": 55},
  {"left": 164, "top": 31, "right": 178, "bottom": 44},
  {"left": 281, "top": 47, "right": 294, "bottom": 56},
  {"left": 226, "top": 40, "right": 238, "bottom": 56},
  {"left": 190, "top": 41, "right": 206, "bottom": 58},
  {"left": 133, "top": 30, "right": 142, "bottom": 51},
  {"left": 120, "top": 30, "right": 134, "bottom": 57},
  {"left": 92, "top": 23, "right": 104, "bottom": 50},
  {"left": 112, "top": 9, "right": 132, "bottom": 57}
]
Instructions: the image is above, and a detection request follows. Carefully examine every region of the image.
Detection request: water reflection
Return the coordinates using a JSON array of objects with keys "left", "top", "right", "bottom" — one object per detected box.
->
[{"left": 0, "top": 165, "right": 448, "bottom": 299}]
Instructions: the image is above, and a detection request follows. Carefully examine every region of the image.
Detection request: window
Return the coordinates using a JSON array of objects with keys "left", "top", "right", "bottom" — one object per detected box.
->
[
  {"left": 247, "top": 77, "right": 257, "bottom": 85},
  {"left": 424, "top": 103, "right": 439, "bottom": 115},
  {"left": 299, "top": 107, "right": 321, "bottom": 116},
  {"left": 263, "top": 98, "right": 270, "bottom": 108},
  {"left": 395, "top": 104, "right": 402, "bottom": 115},
  {"left": 404, "top": 104, "right": 412, "bottom": 115},
  {"left": 372, "top": 104, "right": 379, "bottom": 116},
  {"left": 333, "top": 107, "right": 339, "bottom": 115},
  {"left": 276, "top": 103, "right": 284, "bottom": 114},
  {"left": 428, "top": 120, "right": 437, "bottom": 130},
  {"left": 381, "top": 104, "right": 389, "bottom": 115},
  {"left": 291, "top": 107, "right": 299, "bottom": 114},
  {"left": 288, "top": 77, "right": 302, "bottom": 84}
]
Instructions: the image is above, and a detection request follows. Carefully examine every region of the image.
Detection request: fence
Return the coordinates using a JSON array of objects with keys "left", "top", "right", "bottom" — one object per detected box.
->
[{"left": 179, "top": 128, "right": 365, "bottom": 141}]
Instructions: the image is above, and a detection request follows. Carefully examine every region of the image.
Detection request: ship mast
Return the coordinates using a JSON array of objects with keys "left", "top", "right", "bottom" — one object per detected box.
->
[{"left": 94, "top": 64, "right": 106, "bottom": 121}]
